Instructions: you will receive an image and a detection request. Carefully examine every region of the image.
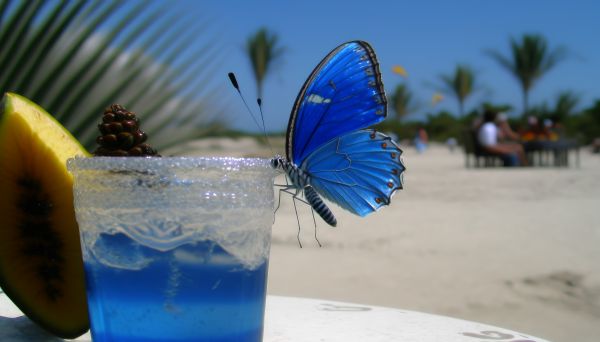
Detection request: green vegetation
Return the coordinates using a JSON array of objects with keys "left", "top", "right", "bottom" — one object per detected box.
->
[
  {"left": 378, "top": 99, "right": 600, "bottom": 146},
  {"left": 389, "top": 83, "right": 417, "bottom": 121},
  {"left": 376, "top": 110, "right": 476, "bottom": 145},
  {"left": 438, "top": 65, "right": 478, "bottom": 117},
  {"left": 383, "top": 33, "right": 599, "bottom": 146},
  {"left": 2, "top": 2, "right": 597, "bottom": 148},
  {"left": 246, "top": 28, "right": 284, "bottom": 100},
  {"left": 0, "top": 0, "right": 223, "bottom": 152},
  {"left": 564, "top": 101, "right": 600, "bottom": 144},
  {"left": 486, "top": 34, "right": 567, "bottom": 114}
]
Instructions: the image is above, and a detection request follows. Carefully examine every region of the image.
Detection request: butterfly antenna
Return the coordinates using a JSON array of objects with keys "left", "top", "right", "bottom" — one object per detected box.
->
[
  {"left": 228, "top": 72, "right": 263, "bottom": 132},
  {"left": 256, "top": 98, "right": 274, "bottom": 154}
]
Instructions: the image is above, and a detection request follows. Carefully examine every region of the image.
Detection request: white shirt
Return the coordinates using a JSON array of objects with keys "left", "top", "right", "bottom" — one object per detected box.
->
[{"left": 478, "top": 122, "right": 498, "bottom": 146}]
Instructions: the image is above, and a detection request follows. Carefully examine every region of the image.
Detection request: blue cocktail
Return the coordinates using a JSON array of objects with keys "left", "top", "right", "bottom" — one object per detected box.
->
[{"left": 68, "top": 157, "right": 276, "bottom": 341}]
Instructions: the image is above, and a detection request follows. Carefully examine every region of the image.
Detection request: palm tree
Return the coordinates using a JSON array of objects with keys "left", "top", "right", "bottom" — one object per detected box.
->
[
  {"left": 246, "top": 28, "right": 284, "bottom": 100},
  {"left": 438, "top": 64, "right": 477, "bottom": 117},
  {"left": 389, "top": 83, "right": 416, "bottom": 121},
  {"left": 486, "top": 34, "right": 567, "bottom": 115},
  {"left": 0, "top": 0, "right": 223, "bottom": 152},
  {"left": 553, "top": 91, "right": 579, "bottom": 122}
]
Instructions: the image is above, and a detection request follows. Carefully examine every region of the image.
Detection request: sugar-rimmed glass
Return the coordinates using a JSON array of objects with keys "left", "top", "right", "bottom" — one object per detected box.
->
[{"left": 68, "top": 157, "right": 276, "bottom": 341}]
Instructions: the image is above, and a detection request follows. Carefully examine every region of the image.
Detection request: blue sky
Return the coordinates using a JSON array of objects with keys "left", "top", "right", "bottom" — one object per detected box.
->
[{"left": 169, "top": 0, "right": 600, "bottom": 132}]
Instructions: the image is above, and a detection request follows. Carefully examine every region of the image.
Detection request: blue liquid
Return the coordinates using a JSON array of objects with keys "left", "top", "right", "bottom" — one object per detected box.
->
[{"left": 83, "top": 233, "right": 268, "bottom": 342}]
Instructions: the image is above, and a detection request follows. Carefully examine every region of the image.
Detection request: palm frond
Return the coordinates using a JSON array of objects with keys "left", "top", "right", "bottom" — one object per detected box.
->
[
  {"left": 484, "top": 48, "right": 515, "bottom": 76},
  {"left": 12, "top": 0, "right": 89, "bottom": 91},
  {"left": 61, "top": 1, "right": 179, "bottom": 127},
  {"left": 0, "top": 1, "right": 46, "bottom": 73},
  {"left": 389, "top": 83, "right": 417, "bottom": 120},
  {"left": 553, "top": 91, "right": 579, "bottom": 120},
  {"left": 0, "top": 0, "right": 65, "bottom": 88},
  {"left": 49, "top": 0, "right": 149, "bottom": 114},
  {"left": 438, "top": 64, "right": 478, "bottom": 116},
  {"left": 0, "top": 0, "right": 11, "bottom": 25},
  {"left": 0, "top": 0, "right": 223, "bottom": 152},
  {"left": 486, "top": 34, "right": 567, "bottom": 114},
  {"left": 30, "top": 1, "right": 124, "bottom": 101},
  {"left": 541, "top": 46, "right": 568, "bottom": 74}
]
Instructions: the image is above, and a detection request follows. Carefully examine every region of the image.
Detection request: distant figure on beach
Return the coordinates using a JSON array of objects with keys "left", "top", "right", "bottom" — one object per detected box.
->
[
  {"left": 446, "top": 137, "right": 457, "bottom": 153},
  {"left": 593, "top": 138, "right": 600, "bottom": 154},
  {"left": 521, "top": 115, "right": 559, "bottom": 142},
  {"left": 414, "top": 127, "right": 429, "bottom": 153},
  {"left": 477, "top": 110, "right": 527, "bottom": 166},
  {"left": 542, "top": 118, "right": 559, "bottom": 141}
]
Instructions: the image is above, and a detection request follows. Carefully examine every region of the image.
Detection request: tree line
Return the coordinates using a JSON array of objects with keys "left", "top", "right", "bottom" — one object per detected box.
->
[
  {"left": 384, "top": 34, "right": 599, "bottom": 145},
  {"left": 245, "top": 29, "right": 599, "bottom": 146}
]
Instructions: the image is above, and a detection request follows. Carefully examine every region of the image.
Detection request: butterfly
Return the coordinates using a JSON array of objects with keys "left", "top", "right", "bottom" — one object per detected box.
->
[{"left": 271, "top": 40, "right": 405, "bottom": 227}]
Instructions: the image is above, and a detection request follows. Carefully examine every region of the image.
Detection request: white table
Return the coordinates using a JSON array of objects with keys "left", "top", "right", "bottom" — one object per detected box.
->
[{"left": 0, "top": 291, "right": 551, "bottom": 341}]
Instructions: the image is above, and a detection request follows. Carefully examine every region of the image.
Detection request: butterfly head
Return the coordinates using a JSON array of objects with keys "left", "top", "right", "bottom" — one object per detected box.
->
[{"left": 270, "top": 155, "right": 285, "bottom": 170}]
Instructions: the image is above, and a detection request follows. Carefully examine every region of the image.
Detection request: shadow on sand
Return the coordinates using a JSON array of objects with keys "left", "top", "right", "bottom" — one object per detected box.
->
[{"left": 0, "top": 315, "right": 66, "bottom": 341}]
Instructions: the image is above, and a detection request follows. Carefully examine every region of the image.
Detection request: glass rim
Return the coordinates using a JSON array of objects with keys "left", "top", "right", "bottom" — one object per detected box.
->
[{"left": 67, "top": 156, "right": 274, "bottom": 172}]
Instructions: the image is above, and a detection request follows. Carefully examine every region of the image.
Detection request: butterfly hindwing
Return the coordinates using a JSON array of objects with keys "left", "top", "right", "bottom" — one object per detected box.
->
[
  {"left": 301, "top": 130, "right": 405, "bottom": 217},
  {"left": 287, "top": 41, "right": 387, "bottom": 165}
]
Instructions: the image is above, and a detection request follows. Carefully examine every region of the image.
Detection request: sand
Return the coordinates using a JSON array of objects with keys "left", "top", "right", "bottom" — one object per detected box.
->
[{"left": 176, "top": 138, "right": 600, "bottom": 342}]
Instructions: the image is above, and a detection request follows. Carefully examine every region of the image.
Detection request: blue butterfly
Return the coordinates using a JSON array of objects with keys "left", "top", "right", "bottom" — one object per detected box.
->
[{"left": 271, "top": 40, "right": 405, "bottom": 226}]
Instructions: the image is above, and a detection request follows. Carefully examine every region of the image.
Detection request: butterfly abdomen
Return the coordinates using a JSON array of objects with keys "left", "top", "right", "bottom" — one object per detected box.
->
[{"left": 304, "top": 185, "right": 337, "bottom": 227}]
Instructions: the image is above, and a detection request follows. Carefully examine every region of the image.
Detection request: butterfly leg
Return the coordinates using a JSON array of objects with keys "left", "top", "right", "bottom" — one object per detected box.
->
[
  {"left": 274, "top": 186, "right": 310, "bottom": 215},
  {"left": 273, "top": 187, "right": 289, "bottom": 216},
  {"left": 273, "top": 175, "right": 293, "bottom": 221},
  {"left": 273, "top": 187, "right": 294, "bottom": 226},
  {"left": 310, "top": 208, "right": 322, "bottom": 247},
  {"left": 274, "top": 175, "right": 294, "bottom": 215},
  {"left": 289, "top": 189, "right": 323, "bottom": 247},
  {"left": 272, "top": 178, "right": 317, "bottom": 247},
  {"left": 273, "top": 185, "right": 311, "bottom": 227},
  {"left": 291, "top": 188, "right": 303, "bottom": 248},
  {"left": 276, "top": 186, "right": 311, "bottom": 207}
]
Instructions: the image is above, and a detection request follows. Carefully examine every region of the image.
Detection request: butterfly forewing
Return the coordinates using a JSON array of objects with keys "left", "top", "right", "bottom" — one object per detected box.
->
[{"left": 287, "top": 41, "right": 387, "bottom": 165}]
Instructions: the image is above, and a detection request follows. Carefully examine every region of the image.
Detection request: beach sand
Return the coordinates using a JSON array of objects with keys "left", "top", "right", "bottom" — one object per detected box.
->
[{"left": 176, "top": 138, "right": 600, "bottom": 342}]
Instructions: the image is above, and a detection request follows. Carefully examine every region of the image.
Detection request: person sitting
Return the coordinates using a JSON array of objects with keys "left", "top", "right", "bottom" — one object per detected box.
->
[
  {"left": 477, "top": 110, "right": 528, "bottom": 167},
  {"left": 593, "top": 138, "right": 600, "bottom": 154},
  {"left": 520, "top": 116, "right": 540, "bottom": 142}
]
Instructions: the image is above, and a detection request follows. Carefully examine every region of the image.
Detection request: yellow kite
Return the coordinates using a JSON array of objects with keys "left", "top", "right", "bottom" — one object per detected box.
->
[
  {"left": 431, "top": 92, "right": 443, "bottom": 106},
  {"left": 392, "top": 65, "right": 408, "bottom": 78}
]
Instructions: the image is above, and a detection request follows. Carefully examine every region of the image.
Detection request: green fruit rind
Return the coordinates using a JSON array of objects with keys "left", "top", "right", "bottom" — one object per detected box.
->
[{"left": 0, "top": 93, "right": 90, "bottom": 338}]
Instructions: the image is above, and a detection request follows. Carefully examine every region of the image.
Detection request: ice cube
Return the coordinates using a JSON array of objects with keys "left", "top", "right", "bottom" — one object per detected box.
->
[{"left": 89, "top": 233, "right": 154, "bottom": 270}]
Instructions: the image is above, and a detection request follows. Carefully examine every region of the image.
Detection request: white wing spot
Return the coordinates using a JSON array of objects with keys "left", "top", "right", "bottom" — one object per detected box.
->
[{"left": 307, "top": 94, "right": 332, "bottom": 104}]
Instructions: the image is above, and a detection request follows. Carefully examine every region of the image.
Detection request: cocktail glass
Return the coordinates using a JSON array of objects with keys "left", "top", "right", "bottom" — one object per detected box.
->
[{"left": 67, "top": 157, "right": 276, "bottom": 342}]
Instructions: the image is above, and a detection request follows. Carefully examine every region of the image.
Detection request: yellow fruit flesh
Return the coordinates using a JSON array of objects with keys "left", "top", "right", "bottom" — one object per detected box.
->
[{"left": 0, "top": 93, "right": 90, "bottom": 338}]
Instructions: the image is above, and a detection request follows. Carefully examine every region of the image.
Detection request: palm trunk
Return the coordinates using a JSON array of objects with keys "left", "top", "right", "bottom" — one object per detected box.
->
[
  {"left": 523, "top": 88, "right": 529, "bottom": 115},
  {"left": 256, "top": 80, "right": 263, "bottom": 101}
]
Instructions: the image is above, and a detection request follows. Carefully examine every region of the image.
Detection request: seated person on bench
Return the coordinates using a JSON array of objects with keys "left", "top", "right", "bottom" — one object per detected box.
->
[{"left": 477, "top": 110, "right": 527, "bottom": 167}]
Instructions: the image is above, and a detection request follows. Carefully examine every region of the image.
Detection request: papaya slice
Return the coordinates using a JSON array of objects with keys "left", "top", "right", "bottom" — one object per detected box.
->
[{"left": 0, "top": 93, "right": 90, "bottom": 338}]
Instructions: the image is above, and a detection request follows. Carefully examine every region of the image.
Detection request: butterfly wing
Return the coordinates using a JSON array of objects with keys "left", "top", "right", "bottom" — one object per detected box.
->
[
  {"left": 301, "top": 130, "right": 405, "bottom": 217},
  {"left": 286, "top": 41, "right": 387, "bottom": 165}
]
